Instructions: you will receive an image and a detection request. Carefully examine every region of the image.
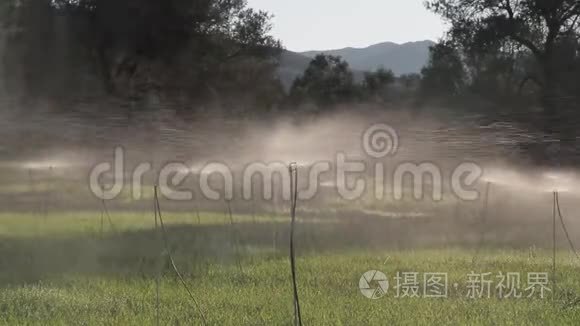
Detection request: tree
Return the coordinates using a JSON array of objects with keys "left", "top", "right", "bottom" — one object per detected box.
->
[
  {"left": 420, "top": 41, "right": 467, "bottom": 97},
  {"left": 398, "top": 73, "right": 421, "bottom": 90},
  {"left": 290, "top": 54, "right": 360, "bottom": 107},
  {"left": 2, "top": 0, "right": 282, "bottom": 108},
  {"left": 363, "top": 67, "right": 395, "bottom": 96},
  {"left": 426, "top": 0, "right": 580, "bottom": 119}
]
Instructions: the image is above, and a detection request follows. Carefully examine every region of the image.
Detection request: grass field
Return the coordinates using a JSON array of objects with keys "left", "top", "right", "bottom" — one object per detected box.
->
[{"left": 1, "top": 211, "right": 580, "bottom": 325}]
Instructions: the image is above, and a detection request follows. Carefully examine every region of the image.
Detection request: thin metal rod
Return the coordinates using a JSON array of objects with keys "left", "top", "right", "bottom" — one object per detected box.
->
[
  {"left": 101, "top": 199, "right": 116, "bottom": 233},
  {"left": 195, "top": 203, "right": 201, "bottom": 225},
  {"left": 226, "top": 199, "right": 243, "bottom": 273},
  {"left": 479, "top": 182, "right": 492, "bottom": 246},
  {"left": 473, "top": 182, "right": 492, "bottom": 264},
  {"left": 154, "top": 186, "right": 207, "bottom": 325},
  {"left": 553, "top": 191, "right": 557, "bottom": 300},
  {"left": 555, "top": 192, "right": 580, "bottom": 260},
  {"left": 100, "top": 204, "right": 104, "bottom": 238},
  {"left": 289, "top": 163, "right": 302, "bottom": 326},
  {"left": 154, "top": 186, "right": 160, "bottom": 326},
  {"left": 252, "top": 199, "right": 257, "bottom": 224}
]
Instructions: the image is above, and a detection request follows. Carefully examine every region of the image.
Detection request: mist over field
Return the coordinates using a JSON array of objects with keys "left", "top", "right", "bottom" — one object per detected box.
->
[
  {"left": 2, "top": 102, "right": 579, "bottom": 244},
  {"left": 1, "top": 0, "right": 580, "bottom": 325}
]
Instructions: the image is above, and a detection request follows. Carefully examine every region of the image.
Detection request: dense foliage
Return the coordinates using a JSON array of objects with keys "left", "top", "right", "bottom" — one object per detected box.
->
[{"left": 1, "top": 0, "right": 283, "bottom": 108}]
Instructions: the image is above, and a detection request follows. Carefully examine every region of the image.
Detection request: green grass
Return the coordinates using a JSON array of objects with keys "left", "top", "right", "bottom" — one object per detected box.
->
[
  {"left": 1, "top": 211, "right": 580, "bottom": 325},
  {"left": 0, "top": 211, "right": 297, "bottom": 238}
]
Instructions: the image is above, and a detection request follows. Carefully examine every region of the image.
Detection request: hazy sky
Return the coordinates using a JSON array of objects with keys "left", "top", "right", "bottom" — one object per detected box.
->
[{"left": 247, "top": 0, "right": 447, "bottom": 52}]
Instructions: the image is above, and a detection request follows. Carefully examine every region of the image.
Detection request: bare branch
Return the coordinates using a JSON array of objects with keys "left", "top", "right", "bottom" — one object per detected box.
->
[
  {"left": 559, "top": 1, "right": 580, "bottom": 24},
  {"left": 510, "top": 34, "right": 543, "bottom": 59},
  {"left": 518, "top": 74, "right": 543, "bottom": 94},
  {"left": 504, "top": 0, "right": 514, "bottom": 19}
]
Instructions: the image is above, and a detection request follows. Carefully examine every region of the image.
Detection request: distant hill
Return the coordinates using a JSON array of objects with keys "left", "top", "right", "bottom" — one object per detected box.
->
[
  {"left": 300, "top": 40, "right": 435, "bottom": 75},
  {"left": 277, "top": 51, "right": 313, "bottom": 90},
  {"left": 277, "top": 50, "right": 367, "bottom": 90},
  {"left": 277, "top": 40, "right": 435, "bottom": 90}
]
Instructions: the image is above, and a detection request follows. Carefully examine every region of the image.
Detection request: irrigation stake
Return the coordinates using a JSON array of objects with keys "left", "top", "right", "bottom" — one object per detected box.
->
[
  {"left": 473, "top": 182, "right": 492, "bottom": 264},
  {"left": 42, "top": 166, "right": 54, "bottom": 221},
  {"left": 272, "top": 214, "right": 278, "bottom": 252},
  {"left": 28, "top": 168, "right": 34, "bottom": 193},
  {"left": 549, "top": 190, "right": 580, "bottom": 303},
  {"left": 479, "top": 182, "right": 492, "bottom": 246},
  {"left": 100, "top": 203, "right": 104, "bottom": 238},
  {"left": 288, "top": 163, "right": 302, "bottom": 326},
  {"left": 195, "top": 203, "right": 201, "bottom": 225},
  {"left": 226, "top": 199, "right": 243, "bottom": 274},
  {"left": 555, "top": 192, "right": 580, "bottom": 260},
  {"left": 154, "top": 186, "right": 208, "bottom": 325},
  {"left": 552, "top": 191, "right": 557, "bottom": 302},
  {"left": 101, "top": 199, "right": 116, "bottom": 233},
  {"left": 251, "top": 199, "right": 257, "bottom": 224},
  {"left": 154, "top": 186, "right": 160, "bottom": 326},
  {"left": 453, "top": 201, "right": 462, "bottom": 243}
]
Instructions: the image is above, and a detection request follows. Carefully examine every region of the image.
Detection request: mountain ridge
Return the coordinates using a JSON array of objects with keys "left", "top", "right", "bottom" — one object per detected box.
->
[
  {"left": 299, "top": 40, "right": 435, "bottom": 74},
  {"left": 277, "top": 40, "right": 435, "bottom": 90},
  {"left": 300, "top": 40, "right": 429, "bottom": 54}
]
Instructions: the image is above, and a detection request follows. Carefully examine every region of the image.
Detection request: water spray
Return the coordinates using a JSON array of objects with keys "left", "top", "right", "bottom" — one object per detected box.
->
[
  {"left": 42, "top": 166, "right": 55, "bottom": 221},
  {"left": 472, "top": 182, "right": 492, "bottom": 265},
  {"left": 479, "top": 183, "right": 492, "bottom": 243},
  {"left": 28, "top": 168, "right": 34, "bottom": 193}
]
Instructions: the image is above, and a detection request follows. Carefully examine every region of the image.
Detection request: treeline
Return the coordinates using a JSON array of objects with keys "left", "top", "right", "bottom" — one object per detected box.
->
[
  {"left": 422, "top": 0, "right": 580, "bottom": 163},
  {"left": 291, "top": 1, "right": 580, "bottom": 118},
  {"left": 423, "top": 1, "right": 580, "bottom": 114},
  {"left": 0, "top": 0, "right": 418, "bottom": 113},
  {"left": 288, "top": 54, "right": 420, "bottom": 108},
  {"left": 1, "top": 0, "right": 284, "bottom": 111},
  {"left": 1, "top": 0, "right": 579, "bottom": 125},
  {"left": 287, "top": 0, "right": 580, "bottom": 164}
]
